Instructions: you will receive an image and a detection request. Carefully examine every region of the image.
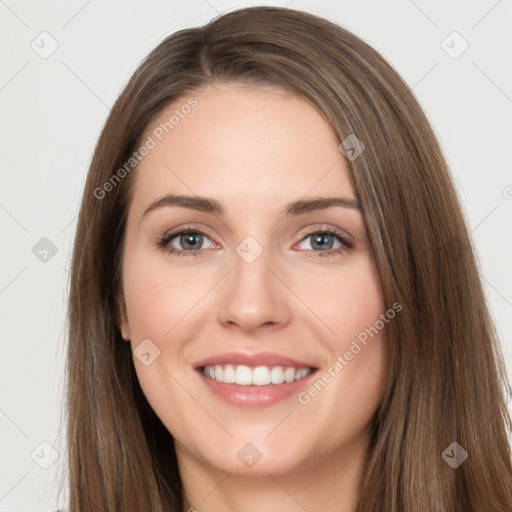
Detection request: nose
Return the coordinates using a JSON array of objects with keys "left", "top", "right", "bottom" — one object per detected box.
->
[{"left": 217, "top": 244, "right": 291, "bottom": 334}]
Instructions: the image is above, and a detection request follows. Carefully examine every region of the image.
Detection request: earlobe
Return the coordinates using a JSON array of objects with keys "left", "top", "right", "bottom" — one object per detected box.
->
[
  {"left": 120, "top": 320, "right": 130, "bottom": 341},
  {"left": 117, "top": 296, "right": 131, "bottom": 341}
]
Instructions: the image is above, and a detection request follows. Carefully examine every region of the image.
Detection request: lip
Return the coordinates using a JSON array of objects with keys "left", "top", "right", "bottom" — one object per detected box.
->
[
  {"left": 194, "top": 351, "right": 315, "bottom": 369},
  {"left": 194, "top": 351, "right": 318, "bottom": 409}
]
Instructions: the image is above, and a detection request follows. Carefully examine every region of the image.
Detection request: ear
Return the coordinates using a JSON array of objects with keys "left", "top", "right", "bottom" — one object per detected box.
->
[{"left": 116, "top": 293, "right": 131, "bottom": 341}]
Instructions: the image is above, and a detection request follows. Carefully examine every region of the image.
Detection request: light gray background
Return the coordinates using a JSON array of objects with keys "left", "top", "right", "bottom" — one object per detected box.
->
[{"left": 1, "top": 1, "right": 511, "bottom": 510}]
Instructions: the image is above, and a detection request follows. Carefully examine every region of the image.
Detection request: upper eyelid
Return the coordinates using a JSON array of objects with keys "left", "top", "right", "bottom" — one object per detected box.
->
[
  {"left": 160, "top": 224, "right": 217, "bottom": 244},
  {"left": 301, "top": 224, "right": 353, "bottom": 238},
  {"left": 160, "top": 224, "right": 352, "bottom": 247}
]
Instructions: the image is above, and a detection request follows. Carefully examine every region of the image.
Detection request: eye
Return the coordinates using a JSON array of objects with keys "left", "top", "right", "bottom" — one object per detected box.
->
[
  {"left": 295, "top": 226, "right": 354, "bottom": 258},
  {"left": 156, "top": 228, "right": 216, "bottom": 257},
  {"left": 156, "top": 225, "right": 354, "bottom": 259}
]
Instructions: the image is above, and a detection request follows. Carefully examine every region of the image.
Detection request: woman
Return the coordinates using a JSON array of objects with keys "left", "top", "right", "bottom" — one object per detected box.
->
[{"left": 64, "top": 6, "right": 512, "bottom": 511}]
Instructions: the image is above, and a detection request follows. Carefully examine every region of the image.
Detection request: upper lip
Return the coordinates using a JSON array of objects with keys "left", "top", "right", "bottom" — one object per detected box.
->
[{"left": 194, "top": 352, "right": 317, "bottom": 369}]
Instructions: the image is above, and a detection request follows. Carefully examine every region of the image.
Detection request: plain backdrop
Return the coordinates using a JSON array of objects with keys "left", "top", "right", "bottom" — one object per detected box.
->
[{"left": 1, "top": 1, "right": 511, "bottom": 510}]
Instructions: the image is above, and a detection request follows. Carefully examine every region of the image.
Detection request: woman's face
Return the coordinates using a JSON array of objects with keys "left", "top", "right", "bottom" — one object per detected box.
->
[{"left": 119, "top": 82, "right": 388, "bottom": 476}]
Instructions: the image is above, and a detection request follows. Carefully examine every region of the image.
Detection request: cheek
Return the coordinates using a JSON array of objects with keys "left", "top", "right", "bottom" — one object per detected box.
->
[
  {"left": 121, "top": 248, "right": 217, "bottom": 402},
  {"left": 300, "top": 258, "right": 389, "bottom": 423},
  {"left": 121, "top": 249, "right": 202, "bottom": 426},
  {"left": 122, "top": 249, "right": 207, "bottom": 342},
  {"left": 312, "top": 257, "right": 386, "bottom": 346}
]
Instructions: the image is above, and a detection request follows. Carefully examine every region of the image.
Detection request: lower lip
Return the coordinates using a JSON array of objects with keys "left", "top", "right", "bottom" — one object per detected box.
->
[{"left": 197, "top": 368, "right": 317, "bottom": 408}]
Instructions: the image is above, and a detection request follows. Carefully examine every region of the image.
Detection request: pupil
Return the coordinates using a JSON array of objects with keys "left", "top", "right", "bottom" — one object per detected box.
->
[
  {"left": 312, "top": 234, "right": 333, "bottom": 250},
  {"left": 182, "top": 233, "right": 201, "bottom": 250}
]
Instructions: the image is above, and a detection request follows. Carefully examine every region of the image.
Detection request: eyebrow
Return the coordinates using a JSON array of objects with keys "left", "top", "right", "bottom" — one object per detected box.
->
[{"left": 141, "top": 194, "right": 361, "bottom": 219}]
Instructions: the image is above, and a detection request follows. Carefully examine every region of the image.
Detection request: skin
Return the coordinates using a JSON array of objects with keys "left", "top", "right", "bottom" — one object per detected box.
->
[{"left": 118, "top": 82, "right": 388, "bottom": 512}]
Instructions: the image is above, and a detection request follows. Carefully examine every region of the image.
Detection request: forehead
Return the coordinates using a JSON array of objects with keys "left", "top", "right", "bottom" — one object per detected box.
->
[{"left": 130, "top": 83, "right": 355, "bottom": 217}]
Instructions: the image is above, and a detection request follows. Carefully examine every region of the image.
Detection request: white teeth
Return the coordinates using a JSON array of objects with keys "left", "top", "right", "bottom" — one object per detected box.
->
[
  {"left": 294, "top": 368, "right": 310, "bottom": 381},
  {"left": 284, "top": 367, "right": 296, "bottom": 383},
  {"left": 202, "top": 364, "right": 312, "bottom": 385},
  {"left": 270, "top": 366, "right": 285, "bottom": 384},
  {"left": 235, "top": 365, "right": 252, "bottom": 385},
  {"left": 252, "top": 366, "right": 271, "bottom": 386},
  {"left": 223, "top": 364, "right": 236, "bottom": 384}
]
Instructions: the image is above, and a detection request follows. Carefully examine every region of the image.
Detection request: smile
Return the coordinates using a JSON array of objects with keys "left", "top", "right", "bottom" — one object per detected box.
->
[
  {"left": 202, "top": 364, "right": 313, "bottom": 385},
  {"left": 194, "top": 352, "right": 318, "bottom": 408}
]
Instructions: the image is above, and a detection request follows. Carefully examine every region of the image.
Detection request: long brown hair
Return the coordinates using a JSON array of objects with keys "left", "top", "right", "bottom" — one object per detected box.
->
[{"left": 65, "top": 6, "right": 512, "bottom": 511}]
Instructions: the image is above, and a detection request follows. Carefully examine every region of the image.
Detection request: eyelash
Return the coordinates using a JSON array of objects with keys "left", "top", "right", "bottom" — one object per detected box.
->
[{"left": 155, "top": 225, "right": 354, "bottom": 259}]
